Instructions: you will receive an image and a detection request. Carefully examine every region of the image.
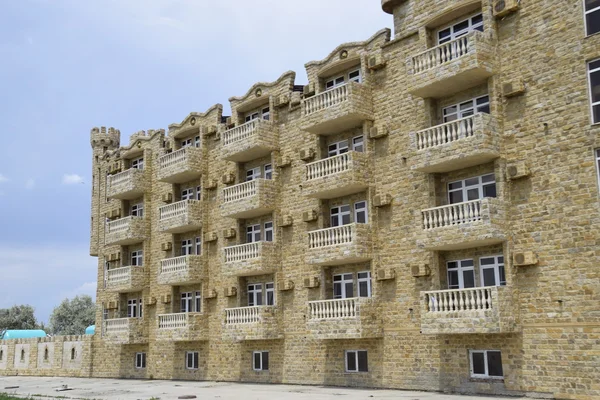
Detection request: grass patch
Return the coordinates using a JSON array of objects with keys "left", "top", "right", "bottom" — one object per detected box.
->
[{"left": 0, "top": 393, "right": 34, "bottom": 400}]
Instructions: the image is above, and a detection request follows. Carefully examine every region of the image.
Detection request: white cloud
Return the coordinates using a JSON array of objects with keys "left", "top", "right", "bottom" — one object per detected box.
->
[
  {"left": 25, "top": 178, "right": 35, "bottom": 189},
  {"left": 0, "top": 173, "right": 7, "bottom": 182},
  {"left": 62, "top": 174, "right": 85, "bottom": 185}
]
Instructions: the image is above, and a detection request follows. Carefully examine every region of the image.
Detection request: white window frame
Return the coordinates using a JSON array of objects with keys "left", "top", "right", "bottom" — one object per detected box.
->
[
  {"left": 248, "top": 283, "right": 263, "bottom": 307},
  {"left": 194, "top": 291, "right": 202, "bottom": 313},
  {"left": 127, "top": 299, "right": 138, "bottom": 318},
  {"left": 135, "top": 352, "right": 146, "bottom": 369},
  {"left": 131, "top": 203, "right": 144, "bottom": 217},
  {"left": 479, "top": 255, "right": 506, "bottom": 287},
  {"left": 588, "top": 59, "right": 600, "bottom": 124},
  {"left": 357, "top": 271, "right": 372, "bottom": 298},
  {"left": 194, "top": 135, "right": 201, "bottom": 148},
  {"left": 195, "top": 186, "right": 202, "bottom": 200},
  {"left": 261, "top": 106, "right": 270, "bottom": 121},
  {"left": 195, "top": 237, "right": 202, "bottom": 255},
  {"left": 348, "top": 69, "right": 362, "bottom": 83},
  {"left": 437, "top": 13, "right": 483, "bottom": 45},
  {"left": 131, "top": 250, "right": 143, "bottom": 266},
  {"left": 103, "top": 308, "right": 109, "bottom": 321},
  {"left": 325, "top": 75, "right": 345, "bottom": 90},
  {"left": 448, "top": 173, "right": 496, "bottom": 204},
  {"left": 139, "top": 298, "right": 143, "bottom": 318},
  {"left": 181, "top": 138, "right": 193, "bottom": 148},
  {"left": 181, "top": 239, "right": 193, "bottom": 256},
  {"left": 345, "top": 350, "right": 368, "bottom": 373},
  {"left": 585, "top": 0, "right": 600, "bottom": 37},
  {"left": 469, "top": 350, "right": 504, "bottom": 379},
  {"left": 442, "top": 95, "right": 490, "bottom": 123},
  {"left": 181, "top": 292, "right": 193, "bottom": 313},
  {"left": 246, "top": 167, "right": 261, "bottom": 181},
  {"left": 245, "top": 111, "right": 260, "bottom": 123},
  {"left": 447, "top": 259, "right": 475, "bottom": 289},
  {"left": 328, "top": 140, "right": 349, "bottom": 157},
  {"left": 246, "top": 224, "right": 261, "bottom": 243},
  {"left": 264, "top": 221, "right": 274, "bottom": 242},
  {"left": 352, "top": 135, "right": 364, "bottom": 152},
  {"left": 253, "top": 351, "right": 269, "bottom": 371},
  {"left": 264, "top": 164, "right": 273, "bottom": 180},
  {"left": 181, "top": 188, "right": 194, "bottom": 201},
  {"left": 244, "top": 106, "right": 269, "bottom": 122},
  {"left": 266, "top": 282, "right": 275, "bottom": 306},
  {"left": 185, "top": 351, "right": 199, "bottom": 370},
  {"left": 131, "top": 157, "right": 144, "bottom": 170},
  {"left": 330, "top": 205, "right": 351, "bottom": 227},
  {"left": 354, "top": 201, "right": 368, "bottom": 224},
  {"left": 333, "top": 273, "right": 354, "bottom": 299}
]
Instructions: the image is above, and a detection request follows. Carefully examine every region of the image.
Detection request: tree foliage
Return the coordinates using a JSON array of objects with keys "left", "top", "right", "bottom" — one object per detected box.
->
[
  {"left": 0, "top": 305, "right": 38, "bottom": 331},
  {"left": 49, "top": 295, "right": 95, "bottom": 335}
]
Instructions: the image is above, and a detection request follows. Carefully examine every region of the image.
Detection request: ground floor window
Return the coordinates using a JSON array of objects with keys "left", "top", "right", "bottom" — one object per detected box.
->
[
  {"left": 135, "top": 352, "right": 146, "bottom": 369},
  {"left": 345, "top": 350, "right": 368, "bottom": 372},
  {"left": 469, "top": 350, "right": 503, "bottom": 379},
  {"left": 186, "top": 351, "right": 199, "bottom": 370},
  {"left": 253, "top": 351, "right": 269, "bottom": 371}
]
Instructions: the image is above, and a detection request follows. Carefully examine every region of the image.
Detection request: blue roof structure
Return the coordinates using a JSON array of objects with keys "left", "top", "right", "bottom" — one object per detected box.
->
[
  {"left": 1, "top": 330, "right": 47, "bottom": 340},
  {"left": 85, "top": 325, "right": 95, "bottom": 335}
]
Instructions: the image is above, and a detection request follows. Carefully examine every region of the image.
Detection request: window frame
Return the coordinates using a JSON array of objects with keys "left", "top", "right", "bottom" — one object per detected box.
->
[
  {"left": 442, "top": 95, "right": 490, "bottom": 123},
  {"left": 264, "top": 221, "right": 274, "bottom": 242},
  {"left": 345, "top": 350, "right": 368, "bottom": 373},
  {"left": 354, "top": 201, "right": 368, "bottom": 224},
  {"left": 448, "top": 173, "right": 496, "bottom": 204},
  {"left": 333, "top": 273, "right": 354, "bottom": 299},
  {"left": 352, "top": 135, "right": 364, "bottom": 152},
  {"left": 181, "top": 239, "right": 193, "bottom": 256},
  {"left": 447, "top": 259, "right": 476, "bottom": 289},
  {"left": 588, "top": 59, "right": 600, "bottom": 124},
  {"left": 330, "top": 205, "right": 351, "bottom": 227},
  {"left": 135, "top": 352, "right": 146, "bottom": 369},
  {"left": 195, "top": 237, "right": 202, "bottom": 255},
  {"left": 131, "top": 250, "right": 143, "bottom": 266},
  {"left": 131, "top": 203, "right": 144, "bottom": 217},
  {"left": 246, "top": 224, "right": 261, "bottom": 243},
  {"left": 357, "top": 271, "right": 372, "bottom": 298},
  {"left": 266, "top": 282, "right": 275, "bottom": 306},
  {"left": 437, "top": 13, "right": 483, "bottom": 45},
  {"left": 246, "top": 167, "right": 261, "bottom": 181},
  {"left": 264, "top": 164, "right": 273, "bottom": 180},
  {"left": 131, "top": 157, "right": 144, "bottom": 170},
  {"left": 325, "top": 75, "right": 345, "bottom": 90},
  {"left": 253, "top": 351, "right": 269, "bottom": 371},
  {"left": 127, "top": 299, "right": 138, "bottom": 318},
  {"left": 469, "top": 350, "right": 504, "bottom": 379},
  {"left": 181, "top": 187, "right": 195, "bottom": 201},
  {"left": 194, "top": 291, "right": 202, "bottom": 313},
  {"left": 186, "top": 351, "right": 199, "bottom": 370},
  {"left": 328, "top": 140, "right": 349, "bottom": 157},
  {"left": 479, "top": 255, "right": 506, "bottom": 287},
  {"left": 585, "top": 0, "right": 600, "bottom": 37},
  {"left": 248, "top": 283, "right": 263, "bottom": 307},
  {"left": 181, "top": 292, "right": 193, "bottom": 313}
]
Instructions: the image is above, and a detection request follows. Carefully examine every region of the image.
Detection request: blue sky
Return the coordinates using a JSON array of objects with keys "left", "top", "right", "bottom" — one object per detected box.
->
[{"left": 0, "top": 0, "right": 390, "bottom": 324}]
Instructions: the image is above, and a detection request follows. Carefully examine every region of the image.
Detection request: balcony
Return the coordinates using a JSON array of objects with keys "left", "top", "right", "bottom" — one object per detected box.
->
[
  {"left": 157, "top": 255, "right": 206, "bottom": 286},
  {"left": 222, "top": 241, "right": 279, "bottom": 276},
  {"left": 303, "top": 152, "right": 369, "bottom": 199},
  {"left": 105, "top": 266, "right": 145, "bottom": 293},
  {"left": 105, "top": 216, "right": 146, "bottom": 246},
  {"left": 307, "top": 298, "right": 382, "bottom": 339},
  {"left": 156, "top": 313, "right": 208, "bottom": 341},
  {"left": 407, "top": 31, "right": 495, "bottom": 98},
  {"left": 221, "top": 179, "right": 277, "bottom": 219},
  {"left": 158, "top": 200, "right": 203, "bottom": 234},
  {"left": 221, "top": 119, "right": 278, "bottom": 162},
  {"left": 107, "top": 168, "right": 147, "bottom": 200},
  {"left": 223, "top": 306, "right": 282, "bottom": 341},
  {"left": 307, "top": 223, "right": 372, "bottom": 266},
  {"left": 103, "top": 318, "right": 146, "bottom": 344},
  {"left": 420, "top": 286, "right": 515, "bottom": 334},
  {"left": 410, "top": 113, "right": 500, "bottom": 173},
  {"left": 418, "top": 198, "right": 506, "bottom": 251},
  {"left": 301, "top": 82, "right": 373, "bottom": 135},
  {"left": 157, "top": 147, "right": 203, "bottom": 184}
]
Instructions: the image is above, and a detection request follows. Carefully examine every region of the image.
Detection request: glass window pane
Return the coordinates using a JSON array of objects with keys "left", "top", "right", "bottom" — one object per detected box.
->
[
  {"left": 477, "top": 104, "right": 490, "bottom": 114},
  {"left": 482, "top": 268, "right": 496, "bottom": 286},
  {"left": 359, "top": 281, "right": 368, "bottom": 297},
  {"left": 449, "top": 181, "right": 462, "bottom": 190},
  {"left": 267, "top": 291, "right": 274, "bottom": 305},
  {"left": 467, "top": 188, "right": 480, "bottom": 201},
  {"left": 587, "top": 12, "right": 600, "bottom": 36},
  {"left": 481, "top": 174, "right": 495, "bottom": 183},
  {"left": 262, "top": 352, "right": 269, "bottom": 370},
  {"left": 357, "top": 351, "right": 368, "bottom": 372},
  {"left": 465, "top": 177, "right": 479, "bottom": 186},
  {"left": 449, "top": 191, "right": 463, "bottom": 204},
  {"left": 333, "top": 282, "right": 342, "bottom": 299},
  {"left": 256, "top": 291, "right": 263, "bottom": 306},
  {"left": 472, "top": 14, "right": 483, "bottom": 24},
  {"left": 483, "top": 184, "right": 497, "bottom": 198},
  {"left": 591, "top": 70, "right": 600, "bottom": 103},
  {"left": 590, "top": 59, "right": 600, "bottom": 71},
  {"left": 463, "top": 270, "right": 475, "bottom": 288},
  {"left": 346, "top": 352, "right": 357, "bottom": 371},
  {"left": 472, "top": 352, "right": 485, "bottom": 375},
  {"left": 462, "top": 259, "right": 474, "bottom": 267},
  {"left": 345, "top": 282, "right": 353, "bottom": 298},
  {"left": 254, "top": 352, "right": 261, "bottom": 369},
  {"left": 487, "top": 351, "right": 503, "bottom": 377},
  {"left": 454, "top": 20, "right": 469, "bottom": 33},
  {"left": 448, "top": 270, "right": 459, "bottom": 289},
  {"left": 594, "top": 105, "right": 600, "bottom": 124},
  {"left": 480, "top": 257, "right": 494, "bottom": 265},
  {"left": 342, "top": 213, "right": 351, "bottom": 225},
  {"left": 499, "top": 265, "right": 506, "bottom": 285}
]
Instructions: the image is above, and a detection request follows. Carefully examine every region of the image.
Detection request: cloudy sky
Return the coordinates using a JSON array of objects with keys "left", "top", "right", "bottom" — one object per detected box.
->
[{"left": 0, "top": 0, "right": 390, "bottom": 324}]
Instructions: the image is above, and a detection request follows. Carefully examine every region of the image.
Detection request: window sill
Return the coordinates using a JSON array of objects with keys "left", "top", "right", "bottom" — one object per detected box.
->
[{"left": 469, "top": 377, "right": 504, "bottom": 383}]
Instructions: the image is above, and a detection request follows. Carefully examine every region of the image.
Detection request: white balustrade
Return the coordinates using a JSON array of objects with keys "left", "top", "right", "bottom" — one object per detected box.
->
[
  {"left": 424, "top": 287, "right": 495, "bottom": 313},
  {"left": 308, "top": 224, "right": 354, "bottom": 249},
  {"left": 308, "top": 298, "right": 359, "bottom": 319},
  {"left": 224, "top": 242, "right": 261, "bottom": 263},
  {"left": 159, "top": 200, "right": 195, "bottom": 220},
  {"left": 160, "top": 256, "right": 189, "bottom": 274},
  {"left": 415, "top": 114, "right": 478, "bottom": 150},
  {"left": 106, "top": 216, "right": 137, "bottom": 234},
  {"left": 159, "top": 147, "right": 189, "bottom": 170},
  {"left": 158, "top": 313, "right": 188, "bottom": 329},
  {"left": 412, "top": 32, "right": 477, "bottom": 74},
  {"left": 225, "top": 306, "right": 265, "bottom": 324},
  {"left": 108, "top": 168, "right": 137, "bottom": 188},
  {"left": 303, "top": 84, "right": 349, "bottom": 116},
  {"left": 223, "top": 180, "right": 258, "bottom": 203},
  {"left": 104, "top": 318, "right": 130, "bottom": 334},
  {"left": 422, "top": 199, "right": 483, "bottom": 230},
  {"left": 223, "top": 119, "right": 266, "bottom": 146},
  {"left": 106, "top": 266, "right": 132, "bottom": 285},
  {"left": 306, "top": 152, "right": 353, "bottom": 180}
]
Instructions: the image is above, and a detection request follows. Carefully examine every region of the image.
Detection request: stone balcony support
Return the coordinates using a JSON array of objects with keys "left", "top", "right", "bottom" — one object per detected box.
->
[
  {"left": 107, "top": 168, "right": 147, "bottom": 200},
  {"left": 306, "top": 297, "right": 382, "bottom": 339},
  {"left": 220, "top": 179, "right": 277, "bottom": 219},
  {"left": 157, "top": 255, "right": 206, "bottom": 285},
  {"left": 105, "top": 216, "right": 146, "bottom": 246},
  {"left": 156, "top": 313, "right": 208, "bottom": 341},
  {"left": 306, "top": 223, "right": 373, "bottom": 266},
  {"left": 221, "top": 119, "right": 278, "bottom": 162},
  {"left": 157, "top": 147, "right": 203, "bottom": 183},
  {"left": 105, "top": 266, "right": 145, "bottom": 293},
  {"left": 222, "top": 241, "right": 279, "bottom": 276},
  {"left": 222, "top": 306, "right": 282, "bottom": 341},
  {"left": 303, "top": 151, "right": 369, "bottom": 199},
  {"left": 158, "top": 200, "right": 203, "bottom": 234}
]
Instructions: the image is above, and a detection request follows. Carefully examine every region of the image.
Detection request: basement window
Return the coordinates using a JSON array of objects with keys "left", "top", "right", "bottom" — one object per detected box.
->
[
  {"left": 469, "top": 350, "right": 503, "bottom": 379},
  {"left": 186, "top": 351, "right": 199, "bottom": 370},
  {"left": 135, "top": 352, "right": 146, "bottom": 369},
  {"left": 585, "top": 0, "right": 600, "bottom": 36},
  {"left": 253, "top": 351, "right": 269, "bottom": 371},
  {"left": 589, "top": 59, "right": 600, "bottom": 124},
  {"left": 345, "top": 350, "right": 368, "bottom": 372}
]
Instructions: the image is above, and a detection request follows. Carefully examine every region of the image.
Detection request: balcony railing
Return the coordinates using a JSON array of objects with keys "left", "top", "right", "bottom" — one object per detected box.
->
[
  {"left": 108, "top": 168, "right": 137, "bottom": 188},
  {"left": 224, "top": 242, "right": 262, "bottom": 263},
  {"left": 106, "top": 216, "right": 138, "bottom": 234},
  {"left": 105, "top": 266, "right": 143, "bottom": 292},
  {"left": 223, "top": 180, "right": 258, "bottom": 203},
  {"left": 308, "top": 224, "right": 354, "bottom": 249},
  {"left": 415, "top": 114, "right": 479, "bottom": 150},
  {"left": 306, "top": 152, "right": 353, "bottom": 180},
  {"left": 104, "top": 318, "right": 130, "bottom": 334},
  {"left": 107, "top": 168, "right": 145, "bottom": 199},
  {"left": 303, "top": 84, "right": 349, "bottom": 116},
  {"left": 106, "top": 267, "right": 130, "bottom": 285},
  {"left": 412, "top": 34, "right": 473, "bottom": 75},
  {"left": 308, "top": 298, "right": 358, "bottom": 319},
  {"left": 423, "top": 287, "right": 495, "bottom": 313},
  {"left": 223, "top": 119, "right": 269, "bottom": 147},
  {"left": 159, "top": 147, "right": 189, "bottom": 170},
  {"left": 225, "top": 305, "right": 266, "bottom": 324},
  {"left": 158, "top": 313, "right": 188, "bottom": 329},
  {"left": 422, "top": 199, "right": 485, "bottom": 230},
  {"left": 160, "top": 256, "right": 189, "bottom": 274},
  {"left": 159, "top": 200, "right": 196, "bottom": 220}
]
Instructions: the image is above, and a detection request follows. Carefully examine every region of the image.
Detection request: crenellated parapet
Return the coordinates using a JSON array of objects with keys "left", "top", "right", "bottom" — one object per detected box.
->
[{"left": 90, "top": 126, "right": 120, "bottom": 150}]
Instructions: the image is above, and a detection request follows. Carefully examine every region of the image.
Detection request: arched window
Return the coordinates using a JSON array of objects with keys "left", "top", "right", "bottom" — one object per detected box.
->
[
  {"left": 0, "top": 349, "right": 3, "bottom": 361},
  {"left": 71, "top": 347, "right": 76, "bottom": 360},
  {"left": 44, "top": 348, "right": 49, "bottom": 361},
  {"left": 20, "top": 349, "right": 25, "bottom": 361}
]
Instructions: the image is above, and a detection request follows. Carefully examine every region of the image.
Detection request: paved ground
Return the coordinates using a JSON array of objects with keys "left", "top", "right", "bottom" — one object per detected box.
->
[{"left": 0, "top": 376, "right": 527, "bottom": 400}]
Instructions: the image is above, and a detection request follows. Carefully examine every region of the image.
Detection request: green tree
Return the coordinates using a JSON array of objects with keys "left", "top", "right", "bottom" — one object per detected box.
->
[
  {"left": 49, "top": 295, "right": 96, "bottom": 335},
  {"left": 0, "top": 305, "right": 38, "bottom": 331}
]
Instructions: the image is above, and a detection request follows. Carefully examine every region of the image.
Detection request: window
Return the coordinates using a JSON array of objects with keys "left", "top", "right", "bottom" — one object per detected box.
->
[
  {"left": 331, "top": 205, "right": 351, "bottom": 227},
  {"left": 246, "top": 224, "right": 261, "bottom": 243},
  {"left": 328, "top": 140, "right": 349, "bottom": 157},
  {"left": 262, "top": 107, "right": 270, "bottom": 121},
  {"left": 195, "top": 237, "right": 202, "bottom": 255},
  {"left": 246, "top": 167, "right": 261, "bottom": 181},
  {"left": 44, "top": 348, "right": 49, "bottom": 361},
  {"left": 0, "top": 349, "right": 3, "bottom": 361},
  {"left": 325, "top": 68, "right": 361, "bottom": 90},
  {"left": 181, "top": 188, "right": 195, "bottom": 201},
  {"left": 244, "top": 107, "right": 269, "bottom": 122},
  {"left": 181, "top": 138, "right": 193, "bottom": 148},
  {"left": 195, "top": 291, "right": 202, "bottom": 313},
  {"left": 248, "top": 283, "right": 263, "bottom": 306},
  {"left": 253, "top": 351, "right": 269, "bottom": 371},
  {"left": 333, "top": 273, "right": 354, "bottom": 299},
  {"left": 443, "top": 95, "right": 490, "bottom": 123},
  {"left": 447, "top": 259, "right": 475, "bottom": 289},
  {"left": 325, "top": 75, "right": 345, "bottom": 90},
  {"left": 181, "top": 292, "right": 200, "bottom": 313},
  {"left": 131, "top": 203, "right": 144, "bottom": 217},
  {"left": 585, "top": 0, "right": 600, "bottom": 36},
  {"left": 448, "top": 173, "right": 496, "bottom": 204},
  {"left": 20, "top": 349, "right": 25, "bottom": 361},
  {"left": 181, "top": 239, "right": 193, "bottom": 256},
  {"left": 196, "top": 186, "right": 202, "bottom": 200},
  {"left": 352, "top": 135, "right": 364, "bottom": 152},
  {"left": 589, "top": 59, "right": 600, "bottom": 124},
  {"left": 354, "top": 201, "right": 368, "bottom": 224},
  {"left": 469, "top": 350, "right": 503, "bottom": 379},
  {"left": 127, "top": 299, "right": 139, "bottom": 318},
  {"left": 480, "top": 255, "right": 506, "bottom": 287},
  {"left": 348, "top": 69, "right": 361, "bottom": 83},
  {"left": 186, "top": 351, "right": 199, "bottom": 370},
  {"left": 438, "top": 13, "right": 483, "bottom": 44},
  {"left": 131, "top": 250, "right": 143, "bottom": 266},
  {"left": 264, "top": 221, "right": 274, "bottom": 242},
  {"left": 135, "top": 352, "right": 146, "bottom": 369},
  {"left": 345, "top": 350, "right": 368, "bottom": 372},
  {"left": 194, "top": 135, "right": 201, "bottom": 148},
  {"left": 103, "top": 308, "right": 109, "bottom": 321},
  {"left": 245, "top": 111, "right": 259, "bottom": 122},
  {"left": 264, "top": 164, "right": 273, "bottom": 180},
  {"left": 266, "top": 282, "right": 275, "bottom": 305},
  {"left": 70, "top": 348, "right": 76, "bottom": 360},
  {"left": 131, "top": 157, "right": 144, "bottom": 169},
  {"left": 357, "top": 271, "right": 372, "bottom": 297},
  {"left": 139, "top": 299, "right": 143, "bottom": 318}
]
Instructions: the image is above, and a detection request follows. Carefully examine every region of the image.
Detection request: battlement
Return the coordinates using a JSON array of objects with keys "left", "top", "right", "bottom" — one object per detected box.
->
[
  {"left": 90, "top": 126, "right": 120, "bottom": 149},
  {"left": 128, "top": 128, "right": 164, "bottom": 145}
]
